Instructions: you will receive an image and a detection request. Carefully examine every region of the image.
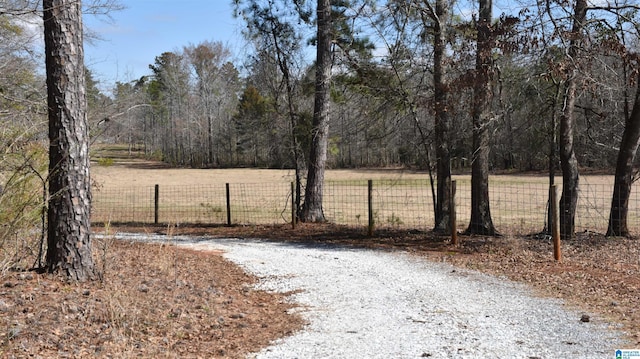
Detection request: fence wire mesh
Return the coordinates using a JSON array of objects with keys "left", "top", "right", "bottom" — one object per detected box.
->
[{"left": 91, "top": 179, "right": 640, "bottom": 236}]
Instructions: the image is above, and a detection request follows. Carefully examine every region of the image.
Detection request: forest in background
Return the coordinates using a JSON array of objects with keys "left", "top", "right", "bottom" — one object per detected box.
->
[
  {"left": 86, "top": 0, "right": 640, "bottom": 237},
  {"left": 2, "top": 1, "right": 637, "bottom": 171},
  {"left": 89, "top": 1, "right": 637, "bottom": 173}
]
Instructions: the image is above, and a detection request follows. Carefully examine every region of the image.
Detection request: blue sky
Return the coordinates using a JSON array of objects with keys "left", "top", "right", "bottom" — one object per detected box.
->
[{"left": 84, "top": 1, "right": 246, "bottom": 88}]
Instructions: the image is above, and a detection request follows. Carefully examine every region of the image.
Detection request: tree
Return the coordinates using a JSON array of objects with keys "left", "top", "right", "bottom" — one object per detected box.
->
[
  {"left": 234, "top": 85, "right": 271, "bottom": 165},
  {"left": 604, "top": 4, "right": 640, "bottom": 237},
  {"left": 143, "top": 45, "right": 240, "bottom": 167},
  {"left": 234, "top": 0, "right": 309, "bottom": 211},
  {"left": 105, "top": 80, "right": 152, "bottom": 153},
  {"left": 148, "top": 51, "right": 190, "bottom": 165},
  {"left": 363, "top": 0, "right": 459, "bottom": 230},
  {"left": 85, "top": 67, "right": 113, "bottom": 139},
  {"left": 43, "top": 0, "right": 95, "bottom": 280},
  {"left": 423, "top": 0, "right": 454, "bottom": 232},
  {"left": 556, "top": 0, "right": 587, "bottom": 239},
  {"left": 301, "top": 0, "right": 332, "bottom": 222},
  {"left": 184, "top": 41, "right": 232, "bottom": 166},
  {"left": 235, "top": 0, "right": 372, "bottom": 221},
  {"left": 608, "top": 73, "right": 640, "bottom": 237},
  {"left": 466, "top": 0, "right": 498, "bottom": 235}
]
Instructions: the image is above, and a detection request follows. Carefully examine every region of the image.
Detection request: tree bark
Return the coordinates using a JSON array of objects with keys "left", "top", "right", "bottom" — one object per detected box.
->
[
  {"left": 466, "top": 0, "right": 497, "bottom": 235},
  {"left": 44, "top": 0, "right": 95, "bottom": 281},
  {"left": 558, "top": 0, "right": 587, "bottom": 240},
  {"left": 432, "top": 0, "right": 452, "bottom": 232},
  {"left": 607, "top": 74, "right": 640, "bottom": 237},
  {"left": 301, "top": 0, "right": 331, "bottom": 222},
  {"left": 559, "top": 85, "right": 580, "bottom": 240}
]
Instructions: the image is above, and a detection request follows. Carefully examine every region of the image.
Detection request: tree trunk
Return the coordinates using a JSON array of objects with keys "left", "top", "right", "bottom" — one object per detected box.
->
[
  {"left": 559, "top": 106, "right": 579, "bottom": 239},
  {"left": 467, "top": 0, "right": 497, "bottom": 235},
  {"left": 607, "top": 74, "right": 640, "bottom": 237},
  {"left": 301, "top": 0, "right": 331, "bottom": 222},
  {"left": 44, "top": 0, "right": 95, "bottom": 281},
  {"left": 271, "top": 22, "right": 304, "bottom": 221},
  {"left": 432, "top": 0, "right": 452, "bottom": 232},
  {"left": 558, "top": 0, "right": 587, "bottom": 240},
  {"left": 208, "top": 114, "right": 214, "bottom": 166}
]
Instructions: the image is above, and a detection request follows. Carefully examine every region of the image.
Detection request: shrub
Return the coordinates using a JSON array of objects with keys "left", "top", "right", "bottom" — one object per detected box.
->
[
  {"left": 0, "top": 140, "right": 47, "bottom": 275},
  {"left": 97, "top": 157, "right": 115, "bottom": 166}
]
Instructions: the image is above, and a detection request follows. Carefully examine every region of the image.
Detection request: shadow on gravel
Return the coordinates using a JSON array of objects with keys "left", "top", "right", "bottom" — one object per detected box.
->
[{"left": 93, "top": 222, "right": 462, "bottom": 254}]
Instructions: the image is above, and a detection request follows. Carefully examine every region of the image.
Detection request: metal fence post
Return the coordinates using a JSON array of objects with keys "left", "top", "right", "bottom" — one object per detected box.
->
[
  {"left": 291, "top": 181, "right": 296, "bottom": 229},
  {"left": 226, "top": 183, "right": 231, "bottom": 226},
  {"left": 551, "top": 184, "right": 561, "bottom": 261},
  {"left": 451, "top": 180, "right": 458, "bottom": 246},
  {"left": 154, "top": 184, "right": 159, "bottom": 224},
  {"left": 368, "top": 179, "right": 374, "bottom": 237}
]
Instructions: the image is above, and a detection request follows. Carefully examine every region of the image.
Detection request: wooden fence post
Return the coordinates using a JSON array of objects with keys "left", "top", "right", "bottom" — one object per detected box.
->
[
  {"left": 451, "top": 180, "right": 458, "bottom": 246},
  {"left": 154, "top": 184, "right": 159, "bottom": 224},
  {"left": 551, "top": 184, "right": 561, "bottom": 261},
  {"left": 291, "top": 182, "right": 296, "bottom": 229},
  {"left": 226, "top": 183, "right": 231, "bottom": 227},
  {"left": 368, "top": 179, "right": 374, "bottom": 237}
]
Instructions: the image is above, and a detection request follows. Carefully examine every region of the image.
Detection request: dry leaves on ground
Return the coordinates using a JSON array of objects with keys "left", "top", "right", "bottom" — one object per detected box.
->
[
  {"left": 2, "top": 222, "right": 638, "bottom": 358},
  {"left": 0, "top": 238, "right": 303, "bottom": 358}
]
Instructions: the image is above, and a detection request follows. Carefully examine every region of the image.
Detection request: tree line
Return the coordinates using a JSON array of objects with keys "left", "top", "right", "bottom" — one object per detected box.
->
[{"left": 104, "top": 0, "right": 639, "bottom": 237}]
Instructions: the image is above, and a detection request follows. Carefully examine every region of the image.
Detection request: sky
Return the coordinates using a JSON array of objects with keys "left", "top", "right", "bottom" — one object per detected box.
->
[{"left": 83, "top": 1, "right": 247, "bottom": 88}]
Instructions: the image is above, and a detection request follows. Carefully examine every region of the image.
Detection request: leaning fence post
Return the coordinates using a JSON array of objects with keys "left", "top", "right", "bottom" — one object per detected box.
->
[
  {"left": 226, "top": 183, "right": 231, "bottom": 226},
  {"left": 154, "top": 184, "right": 159, "bottom": 224},
  {"left": 451, "top": 180, "right": 458, "bottom": 246},
  {"left": 551, "top": 184, "right": 561, "bottom": 261},
  {"left": 368, "top": 179, "right": 374, "bottom": 237},
  {"left": 291, "top": 181, "right": 296, "bottom": 229}
]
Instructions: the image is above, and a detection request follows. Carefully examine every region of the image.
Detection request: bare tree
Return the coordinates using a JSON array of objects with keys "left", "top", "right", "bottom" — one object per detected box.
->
[
  {"left": 148, "top": 51, "right": 191, "bottom": 165},
  {"left": 184, "top": 41, "right": 231, "bottom": 166},
  {"left": 43, "top": 0, "right": 95, "bottom": 280}
]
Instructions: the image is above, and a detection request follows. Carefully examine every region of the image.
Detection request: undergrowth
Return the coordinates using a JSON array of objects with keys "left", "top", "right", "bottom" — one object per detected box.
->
[{"left": 0, "top": 136, "right": 47, "bottom": 276}]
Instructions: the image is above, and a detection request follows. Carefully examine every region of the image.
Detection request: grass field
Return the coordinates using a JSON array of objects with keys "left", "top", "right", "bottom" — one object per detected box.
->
[{"left": 90, "top": 154, "right": 638, "bottom": 236}]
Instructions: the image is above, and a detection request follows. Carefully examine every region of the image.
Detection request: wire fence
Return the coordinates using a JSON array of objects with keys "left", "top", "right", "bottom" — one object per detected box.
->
[{"left": 91, "top": 178, "right": 640, "bottom": 236}]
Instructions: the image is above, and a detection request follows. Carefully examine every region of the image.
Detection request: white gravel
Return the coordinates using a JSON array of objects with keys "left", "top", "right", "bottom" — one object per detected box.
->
[{"left": 108, "top": 233, "right": 625, "bottom": 358}]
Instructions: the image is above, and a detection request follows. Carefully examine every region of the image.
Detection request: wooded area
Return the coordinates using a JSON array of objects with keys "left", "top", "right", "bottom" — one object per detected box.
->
[
  {"left": 1, "top": 0, "right": 640, "bottom": 280},
  {"left": 97, "top": 0, "right": 640, "bottom": 236}
]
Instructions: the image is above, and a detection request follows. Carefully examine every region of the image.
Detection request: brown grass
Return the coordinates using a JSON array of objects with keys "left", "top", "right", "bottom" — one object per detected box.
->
[
  {"left": 92, "top": 159, "right": 636, "bottom": 235},
  {"left": 92, "top": 157, "right": 618, "bottom": 187}
]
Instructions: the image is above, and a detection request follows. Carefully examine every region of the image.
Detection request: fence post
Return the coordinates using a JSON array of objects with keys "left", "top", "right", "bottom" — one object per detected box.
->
[
  {"left": 291, "top": 181, "right": 296, "bottom": 229},
  {"left": 451, "top": 180, "right": 458, "bottom": 246},
  {"left": 551, "top": 184, "right": 561, "bottom": 261},
  {"left": 226, "top": 183, "right": 231, "bottom": 226},
  {"left": 368, "top": 179, "right": 374, "bottom": 237},
  {"left": 154, "top": 184, "right": 159, "bottom": 224}
]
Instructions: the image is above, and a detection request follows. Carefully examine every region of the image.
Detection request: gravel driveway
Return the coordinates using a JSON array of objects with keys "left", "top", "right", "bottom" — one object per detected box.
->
[{"left": 115, "top": 234, "right": 625, "bottom": 358}]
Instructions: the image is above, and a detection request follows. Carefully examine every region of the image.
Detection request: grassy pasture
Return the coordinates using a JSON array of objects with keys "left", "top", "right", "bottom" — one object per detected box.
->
[{"left": 90, "top": 158, "right": 638, "bottom": 235}]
